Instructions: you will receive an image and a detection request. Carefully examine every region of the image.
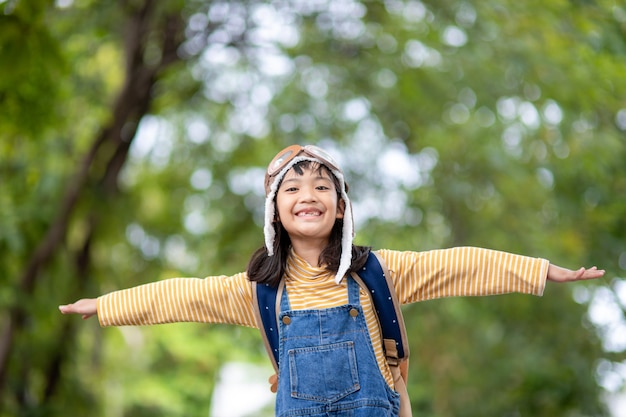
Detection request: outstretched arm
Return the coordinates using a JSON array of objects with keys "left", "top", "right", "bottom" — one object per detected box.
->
[
  {"left": 547, "top": 264, "right": 605, "bottom": 283},
  {"left": 59, "top": 298, "right": 97, "bottom": 320},
  {"left": 58, "top": 274, "right": 258, "bottom": 328}
]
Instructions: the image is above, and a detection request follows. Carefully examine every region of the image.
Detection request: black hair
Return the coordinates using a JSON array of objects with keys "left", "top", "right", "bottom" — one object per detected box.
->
[{"left": 247, "top": 160, "right": 370, "bottom": 287}]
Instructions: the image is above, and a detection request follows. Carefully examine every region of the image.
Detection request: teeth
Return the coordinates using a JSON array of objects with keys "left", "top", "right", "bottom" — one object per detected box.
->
[{"left": 297, "top": 211, "right": 321, "bottom": 217}]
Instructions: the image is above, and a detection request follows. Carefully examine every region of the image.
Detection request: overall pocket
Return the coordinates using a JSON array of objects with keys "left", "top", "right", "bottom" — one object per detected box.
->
[{"left": 288, "top": 341, "right": 360, "bottom": 403}]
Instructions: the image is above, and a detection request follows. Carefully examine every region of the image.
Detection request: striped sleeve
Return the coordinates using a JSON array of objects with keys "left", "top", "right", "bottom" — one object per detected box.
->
[
  {"left": 96, "top": 272, "right": 258, "bottom": 329},
  {"left": 377, "top": 247, "right": 549, "bottom": 305}
]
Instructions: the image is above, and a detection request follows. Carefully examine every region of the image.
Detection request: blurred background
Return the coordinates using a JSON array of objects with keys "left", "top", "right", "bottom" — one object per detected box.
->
[{"left": 1, "top": 0, "right": 625, "bottom": 415}]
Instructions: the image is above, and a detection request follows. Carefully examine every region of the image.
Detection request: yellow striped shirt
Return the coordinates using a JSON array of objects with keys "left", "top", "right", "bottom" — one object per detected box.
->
[{"left": 97, "top": 247, "right": 548, "bottom": 388}]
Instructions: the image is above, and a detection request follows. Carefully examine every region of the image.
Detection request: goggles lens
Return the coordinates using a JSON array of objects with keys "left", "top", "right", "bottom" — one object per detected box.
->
[
  {"left": 267, "top": 147, "right": 299, "bottom": 176},
  {"left": 303, "top": 145, "right": 340, "bottom": 172}
]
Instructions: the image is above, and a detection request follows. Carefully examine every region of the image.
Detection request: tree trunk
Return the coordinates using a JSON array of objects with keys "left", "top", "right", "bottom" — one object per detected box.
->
[{"left": 0, "top": 0, "right": 185, "bottom": 403}]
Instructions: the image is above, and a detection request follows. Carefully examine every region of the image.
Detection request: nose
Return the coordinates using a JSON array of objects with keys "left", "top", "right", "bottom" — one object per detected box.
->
[{"left": 298, "top": 184, "right": 317, "bottom": 202}]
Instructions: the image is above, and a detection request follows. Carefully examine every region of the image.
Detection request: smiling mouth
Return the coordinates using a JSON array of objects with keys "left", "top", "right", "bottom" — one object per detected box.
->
[{"left": 296, "top": 210, "right": 322, "bottom": 217}]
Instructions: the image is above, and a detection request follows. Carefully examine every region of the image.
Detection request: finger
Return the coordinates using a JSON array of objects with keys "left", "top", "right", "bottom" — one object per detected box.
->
[
  {"left": 574, "top": 267, "right": 585, "bottom": 281},
  {"left": 586, "top": 267, "right": 605, "bottom": 279},
  {"left": 580, "top": 267, "right": 605, "bottom": 280}
]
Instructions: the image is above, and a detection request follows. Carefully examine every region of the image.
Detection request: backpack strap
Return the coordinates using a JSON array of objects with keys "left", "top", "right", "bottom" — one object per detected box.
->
[
  {"left": 351, "top": 252, "right": 412, "bottom": 417},
  {"left": 251, "top": 280, "right": 285, "bottom": 373},
  {"left": 350, "top": 251, "right": 410, "bottom": 364}
]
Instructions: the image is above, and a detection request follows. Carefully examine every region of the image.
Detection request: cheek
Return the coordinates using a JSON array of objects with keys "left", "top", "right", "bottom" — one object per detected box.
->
[
  {"left": 274, "top": 196, "right": 289, "bottom": 220},
  {"left": 274, "top": 204, "right": 282, "bottom": 221},
  {"left": 335, "top": 197, "right": 345, "bottom": 219}
]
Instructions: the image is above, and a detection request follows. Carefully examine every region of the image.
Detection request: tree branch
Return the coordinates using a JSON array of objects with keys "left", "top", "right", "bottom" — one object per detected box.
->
[{"left": 0, "top": 0, "right": 186, "bottom": 401}]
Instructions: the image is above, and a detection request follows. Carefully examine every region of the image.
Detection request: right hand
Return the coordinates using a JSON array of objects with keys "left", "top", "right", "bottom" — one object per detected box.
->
[{"left": 59, "top": 298, "right": 97, "bottom": 320}]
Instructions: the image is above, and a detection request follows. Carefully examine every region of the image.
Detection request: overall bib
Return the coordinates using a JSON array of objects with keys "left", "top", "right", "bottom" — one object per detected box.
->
[{"left": 275, "top": 277, "right": 401, "bottom": 417}]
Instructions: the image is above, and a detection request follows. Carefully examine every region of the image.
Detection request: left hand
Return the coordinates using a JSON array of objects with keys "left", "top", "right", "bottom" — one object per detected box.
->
[{"left": 547, "top": 264, "right": 605, "bottom": 283}]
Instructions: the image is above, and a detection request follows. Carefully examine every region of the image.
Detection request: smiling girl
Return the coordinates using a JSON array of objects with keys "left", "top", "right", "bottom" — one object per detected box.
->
[{"left": 60, "top": 144, "right": 605, "bottom": 417}]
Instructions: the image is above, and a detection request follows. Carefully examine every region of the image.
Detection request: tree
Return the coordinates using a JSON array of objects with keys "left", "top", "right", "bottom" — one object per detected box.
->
[{"left": 1, "top": 0, "right": 624, "bottom": 415}]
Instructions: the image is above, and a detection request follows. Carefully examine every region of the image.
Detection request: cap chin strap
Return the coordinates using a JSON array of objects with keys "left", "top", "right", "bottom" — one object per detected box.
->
[{"left": 263, "top": 156, "right": 353, "bottom": 285}]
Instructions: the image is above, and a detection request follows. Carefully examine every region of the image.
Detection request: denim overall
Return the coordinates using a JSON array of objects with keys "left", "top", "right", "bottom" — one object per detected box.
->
[{"left": 275, "top": 276, "right": 401, "bottom": 417}]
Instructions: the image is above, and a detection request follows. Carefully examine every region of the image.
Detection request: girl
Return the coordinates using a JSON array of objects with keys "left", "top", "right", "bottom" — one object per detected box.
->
[{"left": 60, "top": 144, "right": 605, "bottom": 417}]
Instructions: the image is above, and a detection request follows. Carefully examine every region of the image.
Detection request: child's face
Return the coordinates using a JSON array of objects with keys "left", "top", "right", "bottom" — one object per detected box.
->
[{"left": 275, "top": 164, "right": 344, "bottom": 246}]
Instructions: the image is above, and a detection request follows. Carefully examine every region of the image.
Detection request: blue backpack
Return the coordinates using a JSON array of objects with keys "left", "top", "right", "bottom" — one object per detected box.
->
[{"left": 252, "top": 251, "right": 410, "bottom": 400}]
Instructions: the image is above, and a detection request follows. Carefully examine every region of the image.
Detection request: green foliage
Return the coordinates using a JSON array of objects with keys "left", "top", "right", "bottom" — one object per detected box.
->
[
  {"left": 1, "top": 0, "right": 625, "bottom": 416},
  {"left": 0, "top": 1, "right": 65, "bottom": 133}
]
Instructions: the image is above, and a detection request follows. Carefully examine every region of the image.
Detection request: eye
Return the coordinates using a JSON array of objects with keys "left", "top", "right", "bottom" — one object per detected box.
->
[{"left": 316, "top": 185, "right": 330, "bottom": 191}]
